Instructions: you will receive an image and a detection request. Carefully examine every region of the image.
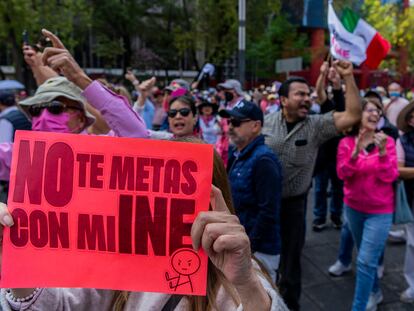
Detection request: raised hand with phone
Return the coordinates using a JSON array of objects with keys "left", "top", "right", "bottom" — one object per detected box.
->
[
  {"left": 22, "top": 30, "right": 58, "bottom": 86},
  {"left": 41, "top": 29, "right": 92, "bottom": 90}
]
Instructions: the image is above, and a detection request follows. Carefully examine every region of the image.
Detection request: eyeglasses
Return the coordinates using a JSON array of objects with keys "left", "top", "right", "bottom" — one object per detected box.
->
[
  {"left": 364, "top": 108, "right": 383, "bottom": 116},
  {"left": 167, "top": 108, "right": 192, "bottom": 118},
  {"left": 227, "top": 118, "right": 252, "bottom": 127},
  {"left": 28, "top": 100, "right": 81, "bottom": 117}
]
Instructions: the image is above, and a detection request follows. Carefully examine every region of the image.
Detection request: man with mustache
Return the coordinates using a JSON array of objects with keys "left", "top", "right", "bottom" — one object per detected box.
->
[
  {"left": 220, "top": 100, "right": 282, "bottom": 284},
  {"left": 262, "top": 60, "right": 362, "bottom": 311}
]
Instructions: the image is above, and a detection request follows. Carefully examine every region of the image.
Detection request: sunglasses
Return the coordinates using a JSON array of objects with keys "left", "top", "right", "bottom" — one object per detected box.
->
[
  {"left": 167, "top": 108, "right": 192, "bottom": 118},
  {"left": 28, "top": 100, "right": 81, "bottom": 117},
  {"left": 227, "top": 118, "right": 252, "bottom": 127}
]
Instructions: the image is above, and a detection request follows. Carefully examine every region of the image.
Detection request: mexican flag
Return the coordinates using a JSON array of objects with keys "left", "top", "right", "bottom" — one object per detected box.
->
[{"left": 328, "top": 3, "right": 391, "bottom": 69}]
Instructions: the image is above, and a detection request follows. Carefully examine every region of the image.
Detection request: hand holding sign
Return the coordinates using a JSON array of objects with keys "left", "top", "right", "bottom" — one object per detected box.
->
[
  {"left": 0, "top": 202, "right": 13, "bottom": 278},
  {"left": 191, "top": 185, "right": 253, "bottom": 288},
  {"left": 41, "top": 29, "right": 92, "bottom": 90},
  {"left": 0, "top": 203, "right": 38, "bottom": 300}
]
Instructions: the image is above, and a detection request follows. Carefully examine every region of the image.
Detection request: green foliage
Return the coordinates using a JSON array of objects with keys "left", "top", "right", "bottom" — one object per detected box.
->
[
  {"left": 0, "top": 0, "right": 325, "bottom": 79},
  {"left": 0, "top": 0, "right": 90, "bottom": 50},
  {"left": 91, "top": 0, "right": 182, "bottom": 69},
  {"left": 362, "top": 0, "right": 399, "bottom": 46},
  {"left": 174, "top": 0, "right": 238, "bottom": 67},
  {"left": 0, "top": 0, "right": 90, "bottom": 81},
  {"left": 361, "top": 0, "right": 414, "bottom": 70},
  {"left": 246, "top": 4, "right": 309, "bottom": 78}
]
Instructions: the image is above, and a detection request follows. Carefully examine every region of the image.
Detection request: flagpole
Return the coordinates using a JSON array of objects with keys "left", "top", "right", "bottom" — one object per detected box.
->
[{"left": 238, "top": 0, "right": 246, "bottom": 86}]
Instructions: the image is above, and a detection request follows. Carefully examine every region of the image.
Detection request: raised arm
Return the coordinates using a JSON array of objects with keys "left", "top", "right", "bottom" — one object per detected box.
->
[
  {"left": 22, "top": 45, "right": 58, "bottom": 86},
  {"left": 131, "top": 77, "right": 157, "bottom": 129},
  {"left": 41, "top": 29, "right": 92, "bottom": 90},
  {"left": 332, "top": 61, "right": 362, "bottom": 132},
  {"left": 124, "top": 69, "right": 140, "bottom": 91},
  {"left": 41, "top": 29, "right": 148, "bottom": 138},
  {"left": 134, "top": 77, "right": 156, "bottom": 109},
  {"left": 315, "top": 61, "right": 328, "bottom": 104}
]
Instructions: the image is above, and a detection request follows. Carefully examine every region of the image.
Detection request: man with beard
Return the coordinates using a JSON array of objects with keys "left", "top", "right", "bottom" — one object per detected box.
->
[
  {"left": 262, "top": 60, "right": 362, "bottom": 311},
  {"left": 220, "top": 100, "right": 282, "bottom": 284}
]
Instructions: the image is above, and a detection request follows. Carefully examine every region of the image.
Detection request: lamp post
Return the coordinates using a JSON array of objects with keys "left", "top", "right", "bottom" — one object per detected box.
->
[{"left": 238, "top": 0, "right": 246, "bottom": 85}]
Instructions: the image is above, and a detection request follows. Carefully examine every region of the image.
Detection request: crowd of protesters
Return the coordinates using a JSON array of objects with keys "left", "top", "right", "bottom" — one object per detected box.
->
[{"left": 0, "top": 29, "right": 413, "bottom": 311}]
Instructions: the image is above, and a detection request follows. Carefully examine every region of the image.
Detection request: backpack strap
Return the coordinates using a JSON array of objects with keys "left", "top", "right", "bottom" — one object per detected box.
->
[{"left": 161, "top": 295, "right": 184, "bottom": 311}]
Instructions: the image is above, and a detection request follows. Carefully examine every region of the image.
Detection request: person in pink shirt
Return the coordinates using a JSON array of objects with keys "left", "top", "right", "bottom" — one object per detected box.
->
[{"left": 337, "top": 99, "right": 399, "bottom": 311}]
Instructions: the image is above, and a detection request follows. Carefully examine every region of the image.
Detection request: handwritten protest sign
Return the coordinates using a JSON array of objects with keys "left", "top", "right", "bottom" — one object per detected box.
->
[{"left": 1, "top": 131, "right": 213, "bottom": 296}]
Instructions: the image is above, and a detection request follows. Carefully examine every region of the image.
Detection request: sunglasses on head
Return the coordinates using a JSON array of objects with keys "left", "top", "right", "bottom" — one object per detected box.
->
[
  {"left": 227, "top": 118, "right": 252, "bottom": 127},
  {"left": 28, "top": 100, "right": 81, "bottom": 117},
  {"left": 167, "top": 108, "right": 192, "bottom": 118}
]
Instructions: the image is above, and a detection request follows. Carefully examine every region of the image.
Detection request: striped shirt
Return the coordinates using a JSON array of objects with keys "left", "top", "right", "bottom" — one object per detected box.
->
[{"left": 262, "top": 111, "right": 338, "bottom": 198}]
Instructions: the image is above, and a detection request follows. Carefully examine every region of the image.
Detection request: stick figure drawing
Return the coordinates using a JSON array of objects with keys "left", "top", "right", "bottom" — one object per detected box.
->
[{"left": 165, "top": 248, "right": 201, "bottom": 292}]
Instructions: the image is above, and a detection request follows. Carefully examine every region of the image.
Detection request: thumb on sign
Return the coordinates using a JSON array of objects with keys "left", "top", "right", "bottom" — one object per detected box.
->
[{"left": 210, "top": 185, "right": 230, "bottom": 214}]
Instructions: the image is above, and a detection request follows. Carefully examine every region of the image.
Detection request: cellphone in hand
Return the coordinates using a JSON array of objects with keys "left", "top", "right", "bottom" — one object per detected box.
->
[{"left": 22, "top": 30, "right": 29, "bottom": 45}]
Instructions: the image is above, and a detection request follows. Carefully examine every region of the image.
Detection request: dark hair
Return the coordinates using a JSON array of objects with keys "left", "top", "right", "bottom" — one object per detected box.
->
[
  {"left": 348, "top": 99, "right": 382, "bottom": 136},
  {"left": 0, "top": 91, "right": 16, "bottom": 106},
  {"left": 364, "top": 90, "right": 383, "bottom": 106},
  {"left": 169, "top": 95, "right": 197, "bottom": 116},
  {"left": 278, "top": 77, "right": 309, "bottom": 98},
  {"left": 198, "top": 101, "right": 218, "bottom": 115}
]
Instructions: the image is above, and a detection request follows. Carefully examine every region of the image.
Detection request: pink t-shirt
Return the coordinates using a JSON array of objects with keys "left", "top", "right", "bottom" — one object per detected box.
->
[{"left": 337, "top": 135, "right": 399, "bottom": 214}]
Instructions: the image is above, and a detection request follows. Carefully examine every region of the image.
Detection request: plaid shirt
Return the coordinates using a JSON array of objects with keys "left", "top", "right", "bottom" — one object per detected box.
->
[{"left": 263, "top": 111, "right": 338, "bottom": 198}]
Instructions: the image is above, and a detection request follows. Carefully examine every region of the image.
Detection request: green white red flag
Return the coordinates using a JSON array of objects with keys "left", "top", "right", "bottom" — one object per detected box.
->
[{"left": 328, "top": 3, "right": 391, "bottom": 69}]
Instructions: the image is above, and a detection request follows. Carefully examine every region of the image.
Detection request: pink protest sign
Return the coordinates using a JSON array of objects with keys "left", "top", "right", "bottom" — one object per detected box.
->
[{"left": 1, "top": 131, "right": 213, "bottom": 296}]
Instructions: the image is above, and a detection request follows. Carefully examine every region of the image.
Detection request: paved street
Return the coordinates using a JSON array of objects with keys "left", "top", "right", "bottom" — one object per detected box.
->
[{"left": 301, "top": 196, "right": 412, "bottom": 311}]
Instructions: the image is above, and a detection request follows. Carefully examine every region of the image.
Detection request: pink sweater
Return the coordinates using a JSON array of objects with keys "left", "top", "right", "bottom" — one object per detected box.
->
[{"left": 337, "top": 135, "right": 399, "bottom": 214}]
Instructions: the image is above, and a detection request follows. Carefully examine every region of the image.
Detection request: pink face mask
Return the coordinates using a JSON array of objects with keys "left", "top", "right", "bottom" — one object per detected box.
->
[{"left": 32, "top": 109, "right": 72, "bottom": 133}]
